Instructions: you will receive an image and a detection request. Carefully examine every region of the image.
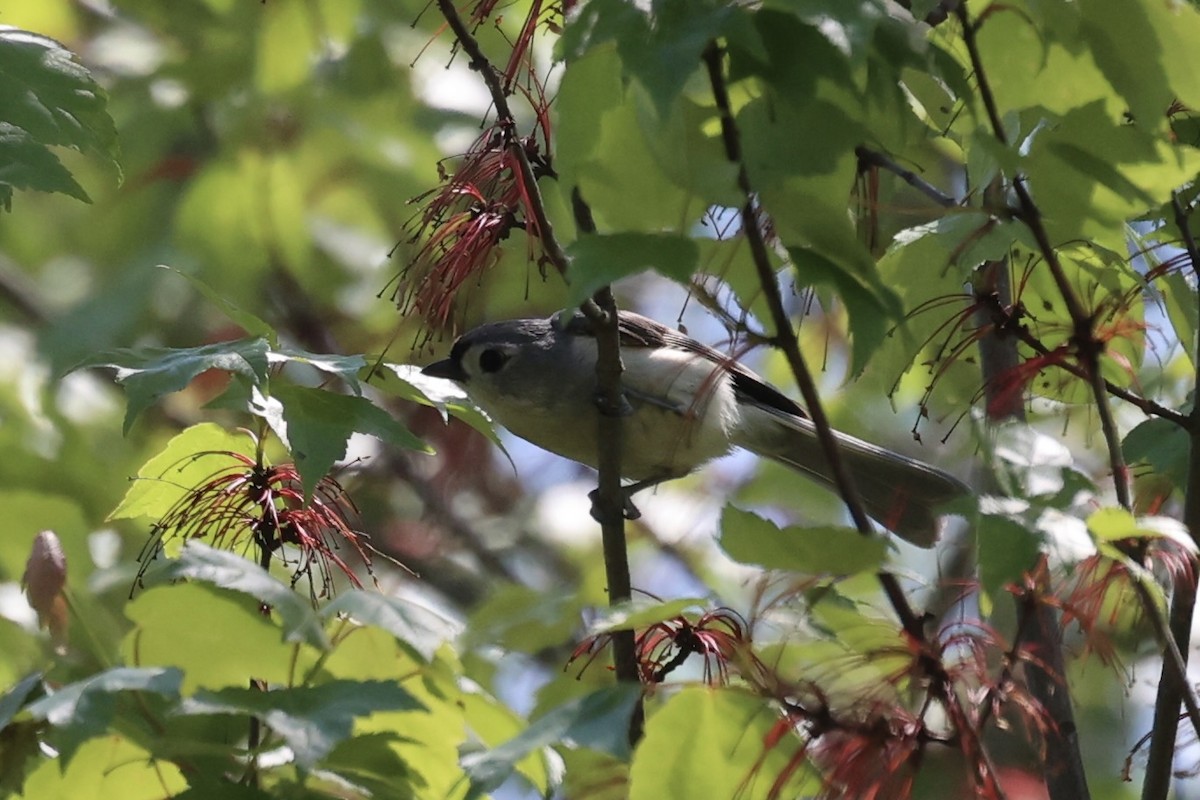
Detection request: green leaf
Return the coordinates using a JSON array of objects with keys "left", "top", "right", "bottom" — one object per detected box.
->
[
  {"left": 461, "top": 684, "right": 643, "bottom": 792},
  {"left": 179, "top": 680, "right": 423, "bottom": 769},
  {"left": 788, "top": 245, "right": 897, "bottom": 375},
  {"left": 24, "top": 667, "right": 182, "bottom": 764},
  {"left": 719, "top": 505, "right": 888, "bottom": 574},
  {"left": 588, "top": 597, "right": 709, "bottom": 633},
  {"left": 1080, "top": 0, "right": 1200, "bottom": 129},
  {"left": 78, "top": 338, "right": 270, "bottom": 433},
  {"left": 270, "top": 349, "right": 367, "bottom": 394},
  {"left": 161, "top": 265, "right": 277, "bottom": 344},
  {"left": 19, "top": 735, "right": 186, "bottom": 797},
  {"left": 122, "top": 583, "right": 301, "bottom": 692},
  {"left": 555, "top": 44, "right": 624, "bottom": 183},
  {"left": 977, "top": 515, "right": 1041, "bottom": 616},
  {"left": 161, "top": 541, "right": 328, "bottom": 649},
  {"left": 109, "top": 423, "right": 255, "bottom": 522},
  {"left": 567, "top": 99, "right": 699, "bottom": 231},
  {"left": 565, "top": 233, "right": 699, "bottom": 308},
  {"left": 1124, "top": 418, "right": 1189, "bottom": 490},
  {"left": 618, "top": 0, "right": 733, "bottom": 117},
  {"left": 461, "top": 692, "right": 550, "bottom": 794},
  {"left": 379, "top": 363, "right": 507, "bottom": 454},
  {"left": 321, "top": 590, "right": 461, "bottom": 660},
  {"left": 1161, "top": 269, "right": 1199, "bottom": 372},
  {"left": 322, "top": 732, "right": 425, "bottom": 799},
  {"left": 0, "top": 27, "right": 119, "bottom": 163},
  {"left": 762, "top": 0, "right": 891, "bottom": 66},
  {"left": 1024, "top": 101, "right": 1200, "bottom": 242},
  {"left": 271, "top": 385, "right": 429, "bottom": 497},
  {"left": 464, "top": 585, "right": 584, "bottom": 652},
  {"left": 1087, "top": 508, "right": 1196, "bottom": 552},
  {"left": 0, "top": 673, "right": 42, "bottom": 729},
  {"left": 0, "top": 122, "right": 89, "bottom": 207},
  {"left": 628, "top": 687, "right": 813, "bottom": 800}
]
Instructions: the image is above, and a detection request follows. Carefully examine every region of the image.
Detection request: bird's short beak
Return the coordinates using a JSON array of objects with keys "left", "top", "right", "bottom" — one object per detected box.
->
[{"left": 421, "top": 358, "right": 467, "bottom": 382}]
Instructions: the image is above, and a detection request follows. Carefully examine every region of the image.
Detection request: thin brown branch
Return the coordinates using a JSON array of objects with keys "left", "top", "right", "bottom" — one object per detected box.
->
[
  {"left": 701, "top": 43, "right": 873, "bottom": 541},
  {"left": 434, "top": 0, "right": 516, "bottom": 125},
  {"left": 573, "top": 190, "right": 644, "bottom": 744},
  {"left": 1173, "top": 193, "right": 1200, "bottom": 283},
  {"left": 855, "top": 145, "right": 957, "bottom": 209},
  {"left": 1004, "top": 315, "right": 1189, "bottom": 427}
]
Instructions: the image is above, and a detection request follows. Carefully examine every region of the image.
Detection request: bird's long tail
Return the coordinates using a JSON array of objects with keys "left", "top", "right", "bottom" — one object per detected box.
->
[{"left": 733, "top": 406, "right": 969, "bottom": 547}]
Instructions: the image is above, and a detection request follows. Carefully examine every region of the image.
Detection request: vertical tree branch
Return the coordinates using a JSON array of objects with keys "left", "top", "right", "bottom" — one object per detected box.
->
[
  {"left": 1141, "top": 193, "right": 1200, "bottom": 800},
  {"left": 573, "top": 191, "right": 645, "bottom": 745}
]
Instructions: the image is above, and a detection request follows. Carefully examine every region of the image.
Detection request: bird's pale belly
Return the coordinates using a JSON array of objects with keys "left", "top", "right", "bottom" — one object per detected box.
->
[{"left": 492, "top": 396, "right": 734, "bottom": 482}]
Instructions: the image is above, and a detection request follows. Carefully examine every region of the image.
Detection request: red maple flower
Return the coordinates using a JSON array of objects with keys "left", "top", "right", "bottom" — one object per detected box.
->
[{"left": 136, "top": 449, "right": 389, "bottom": 601}]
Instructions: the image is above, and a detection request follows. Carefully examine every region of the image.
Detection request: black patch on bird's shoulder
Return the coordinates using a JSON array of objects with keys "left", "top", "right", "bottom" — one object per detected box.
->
[
  {"left": 564, "top": 309, "right": 807, "bottom": 419},
  {"left": 729, "top": 371, "right": 805, "bottom": 418}
]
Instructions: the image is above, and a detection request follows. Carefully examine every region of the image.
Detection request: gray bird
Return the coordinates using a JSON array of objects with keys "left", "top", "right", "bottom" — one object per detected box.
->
[{"left": 422, "top": 310, "right": 968, "bottom": 547}]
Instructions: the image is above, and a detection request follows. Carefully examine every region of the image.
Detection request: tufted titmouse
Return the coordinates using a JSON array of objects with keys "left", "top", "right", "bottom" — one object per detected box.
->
[{"left": 421, "top": 310, "right": 968, "bottom": 547}]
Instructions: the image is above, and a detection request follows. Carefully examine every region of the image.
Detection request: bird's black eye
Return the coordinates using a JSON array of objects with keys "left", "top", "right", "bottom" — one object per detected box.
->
[{"left": 478, "top": 348, "right": 509, "bottom": 373}]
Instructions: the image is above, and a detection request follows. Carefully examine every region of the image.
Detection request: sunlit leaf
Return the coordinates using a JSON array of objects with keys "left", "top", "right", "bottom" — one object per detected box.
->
[
  {"left": 109, "top": 423, "right": 255, "bottom": 522},
  {"left": 122, "top": 583, "right": 299, "bottom": 692},
  {"left": 269, "top": 349, "right": 367, "bottom": 393},
  {"left": 719, "top": 505, "right": 888, "bottom": 574},
  {"left": 322, "top": 590, "right": 461, "bottom": 660},
  {"left": 159, "top": 541, "right": 328, "bottom": 649},
  {"left": 565, "top": 232, "right": 699, "bottom": 308},
  {"left": 78, "top": 338, "right": 271, "bottom": 433},
  {"left": 379, "top": 363, "right": 507, "bottom": 452},
  {"left": 271, "top": 385, "right": 429, "bottom": 497},
  {"left": 1088, "top": 508, "right": 1196, "bottom": 552},
  {"left": 629, "top": 687, "right": 813, "bottom": 800}
]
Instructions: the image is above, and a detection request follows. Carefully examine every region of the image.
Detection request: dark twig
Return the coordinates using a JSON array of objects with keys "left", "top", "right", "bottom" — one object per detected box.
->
[
  {"left": 703, "top": 40, "right": 922, "bottom": 638},
  {"left": 573, "top": 191, "right": 644, "bottom": 744},
  {"left": 855, "top": 146, "right": 958, "bottom": 209},
  {"left": 1011, "top": 326, "right": 1189, "bottom": 428}
]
